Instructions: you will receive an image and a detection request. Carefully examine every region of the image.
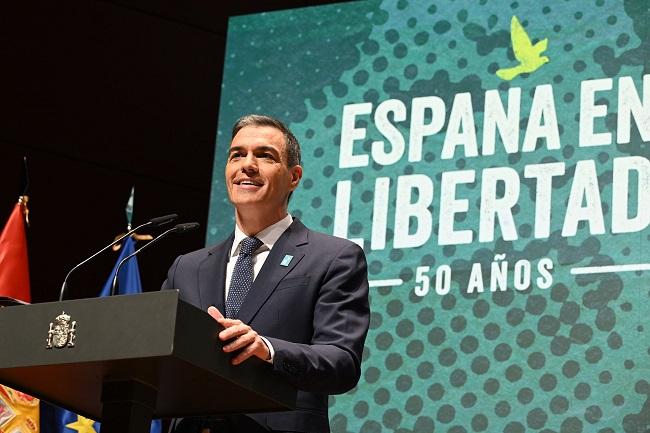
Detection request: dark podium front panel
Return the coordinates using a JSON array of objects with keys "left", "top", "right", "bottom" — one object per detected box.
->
[{"left": 0, "top": 290, "right": 296, "bottom": 420}]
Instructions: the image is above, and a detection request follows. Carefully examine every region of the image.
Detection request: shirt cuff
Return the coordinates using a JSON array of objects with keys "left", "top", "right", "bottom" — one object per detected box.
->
[{"left": 259, "top": 336, "right": 275, "bottom": 364}]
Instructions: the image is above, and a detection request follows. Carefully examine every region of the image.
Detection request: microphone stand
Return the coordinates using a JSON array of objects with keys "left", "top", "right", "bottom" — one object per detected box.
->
[
  {"left": 110, "top": 222, "right": 199, "bottom": 296},
  {"left": 58, "top": 214, "right": 177, "bottom": 301}
]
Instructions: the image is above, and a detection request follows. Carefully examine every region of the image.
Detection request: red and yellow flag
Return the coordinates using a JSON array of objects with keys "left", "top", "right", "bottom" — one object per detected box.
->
[
  {"left": 0, "top": 196, "right": 38, "bottom": 433},
  {"left": 0, "top": 196, "right": 30, "bottom": 302},
  {"left": 0, "top": 386, "right": 38, "bottom": 433}
]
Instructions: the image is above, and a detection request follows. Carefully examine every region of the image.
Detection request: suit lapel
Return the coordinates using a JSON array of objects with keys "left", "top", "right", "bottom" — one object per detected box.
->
[
  {"left": 198, "top": 234, "right": 234, "bottom": 312},
  {"left": 237, "top": 219, "right": 309, "bottom": 324}
]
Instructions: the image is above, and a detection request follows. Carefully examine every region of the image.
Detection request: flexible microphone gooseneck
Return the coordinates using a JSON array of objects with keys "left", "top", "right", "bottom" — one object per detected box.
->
[
  {"left": 58, "top": 213, "right": 178, "bottom": 301},
  {"left": 109, "top": 222, "right": 200, "bottom": 296}
]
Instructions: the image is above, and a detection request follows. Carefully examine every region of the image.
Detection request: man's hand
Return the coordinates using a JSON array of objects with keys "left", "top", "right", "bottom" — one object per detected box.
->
[{"left": 207, "top": 306, "right": 270, "bottom": 365}]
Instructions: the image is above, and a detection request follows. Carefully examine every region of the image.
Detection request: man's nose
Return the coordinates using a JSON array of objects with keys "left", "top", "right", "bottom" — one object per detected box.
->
[{"left": 241, "top": 154, "right": 258, "bottom": 172}]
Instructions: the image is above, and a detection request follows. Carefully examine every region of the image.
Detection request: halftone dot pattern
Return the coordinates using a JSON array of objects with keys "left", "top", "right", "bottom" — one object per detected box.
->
[{"left": 210, "top": 0, "right": 650, "bottom": 431}]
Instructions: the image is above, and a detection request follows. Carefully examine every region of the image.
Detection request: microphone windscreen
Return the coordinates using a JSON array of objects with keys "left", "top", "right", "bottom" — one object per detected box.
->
[
  {"left": 174, "top": 222, "right": 200, "bottom": 233},
  {"left": 150, "top": 214, "right": 178, "bottom": 226}
]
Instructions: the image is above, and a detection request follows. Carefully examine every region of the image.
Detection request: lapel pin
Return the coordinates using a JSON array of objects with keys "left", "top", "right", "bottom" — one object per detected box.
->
[{"left": 280, "top": 255, "right": 293, "bottom": 267}]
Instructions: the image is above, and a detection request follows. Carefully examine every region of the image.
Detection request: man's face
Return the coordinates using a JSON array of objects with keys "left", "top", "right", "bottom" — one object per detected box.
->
[{"left": 225, "top": 125, "right": 302, "bottom": 218}]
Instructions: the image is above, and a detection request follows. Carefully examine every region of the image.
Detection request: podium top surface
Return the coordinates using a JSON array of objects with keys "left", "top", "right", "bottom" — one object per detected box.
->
[{"left": 0, "top": 291, "right": 296, "bottom": 419}]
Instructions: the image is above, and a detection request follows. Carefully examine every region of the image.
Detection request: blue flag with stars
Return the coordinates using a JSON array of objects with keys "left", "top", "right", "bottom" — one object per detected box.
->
[
  {"left": 99, "top": 235, "right": 142, "bottom": 297},
  {"left": 40, "top": 236, "right": 162, "bottom": 433},
  {"left": 39, "top": 406, "right": 100, "bottom": 433}
]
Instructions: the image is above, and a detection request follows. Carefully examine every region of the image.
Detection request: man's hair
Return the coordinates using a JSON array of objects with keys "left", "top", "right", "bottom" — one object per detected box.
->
[{"left": 231, "top": 114, "right": 302, "bottom": 167}]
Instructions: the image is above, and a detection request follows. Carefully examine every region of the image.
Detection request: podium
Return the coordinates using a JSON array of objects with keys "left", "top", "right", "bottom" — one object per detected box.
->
[{"left": 0, "top": 291, "right": 297, "bottom": 433}]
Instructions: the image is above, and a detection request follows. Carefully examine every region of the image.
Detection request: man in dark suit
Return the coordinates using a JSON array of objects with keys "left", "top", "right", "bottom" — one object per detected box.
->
[{"left": 162, "top": 114, "right": 370, "bottom": 433}]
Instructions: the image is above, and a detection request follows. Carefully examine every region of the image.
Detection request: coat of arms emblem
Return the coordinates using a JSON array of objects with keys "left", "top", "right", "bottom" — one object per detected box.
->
[{"left": 46, "top": 311, "right": 76, "bottom": 349}]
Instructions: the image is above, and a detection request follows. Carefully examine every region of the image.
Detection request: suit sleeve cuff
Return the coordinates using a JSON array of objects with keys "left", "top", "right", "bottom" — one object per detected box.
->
[{"left": 259, "top": 336, "right": 275, "bottom": 364}]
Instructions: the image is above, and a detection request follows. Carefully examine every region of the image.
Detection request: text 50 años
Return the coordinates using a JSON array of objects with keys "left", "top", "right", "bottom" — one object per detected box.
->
[{"left": 414, "top": 255, "right": 554, "bottom": 296}]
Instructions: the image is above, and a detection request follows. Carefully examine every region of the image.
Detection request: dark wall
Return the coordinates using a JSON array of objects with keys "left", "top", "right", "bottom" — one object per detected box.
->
[{"left": 0, "top": 0, "right": 340, "bottom": 302}]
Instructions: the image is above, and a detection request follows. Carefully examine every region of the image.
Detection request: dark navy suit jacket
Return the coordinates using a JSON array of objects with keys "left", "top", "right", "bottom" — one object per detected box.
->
[{"left": 162, "top": 219, "right": 370, "bottom": 432}]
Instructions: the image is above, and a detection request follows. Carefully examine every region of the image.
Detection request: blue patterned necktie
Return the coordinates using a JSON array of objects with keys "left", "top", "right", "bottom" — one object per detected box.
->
[{"left": 225, "top": 236, "right": 263, "bottom": 319}]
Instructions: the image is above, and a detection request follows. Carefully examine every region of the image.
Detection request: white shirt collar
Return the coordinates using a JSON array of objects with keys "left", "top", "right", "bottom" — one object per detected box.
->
[{"left": 230, "top": 214, "right": 293, "bottom": 257}]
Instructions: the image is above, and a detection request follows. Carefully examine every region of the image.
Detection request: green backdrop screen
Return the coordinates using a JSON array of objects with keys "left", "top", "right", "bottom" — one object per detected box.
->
[{"left": 208, "top": 1, "right": 650, "bottom": 431}]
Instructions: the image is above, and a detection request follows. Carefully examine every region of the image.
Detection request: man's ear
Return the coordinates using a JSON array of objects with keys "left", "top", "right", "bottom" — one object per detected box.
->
[{"left": 289, "top": 165, "right": 303, "bottom": 191}]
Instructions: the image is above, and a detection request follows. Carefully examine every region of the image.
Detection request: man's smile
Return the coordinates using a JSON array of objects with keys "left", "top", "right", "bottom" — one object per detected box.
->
[{"left": 233, "top": 178, "right": 264, "bottom": 188}]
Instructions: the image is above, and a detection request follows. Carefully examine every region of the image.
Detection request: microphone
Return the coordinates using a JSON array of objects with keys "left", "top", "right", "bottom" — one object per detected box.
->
[
  {"left": 148, "top": 214, "right": 178, "bottom": 226},
  {"left": 58, "top": 213, "right": 178, "bottom": 301},
  {"left": 109, "top": 222, "right": 200, "bottom": 296}
]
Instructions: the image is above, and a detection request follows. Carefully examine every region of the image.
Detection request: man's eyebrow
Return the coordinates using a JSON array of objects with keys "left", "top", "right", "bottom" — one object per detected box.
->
[
  {"left": 254, "top": 146, "right": 281, "bottom": 154},
  {"left": 227, "top": 145, "right": 280, "bottom": 154},
  {"left": 228, "top": 146, "right": 245, "bottom": 155}
]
